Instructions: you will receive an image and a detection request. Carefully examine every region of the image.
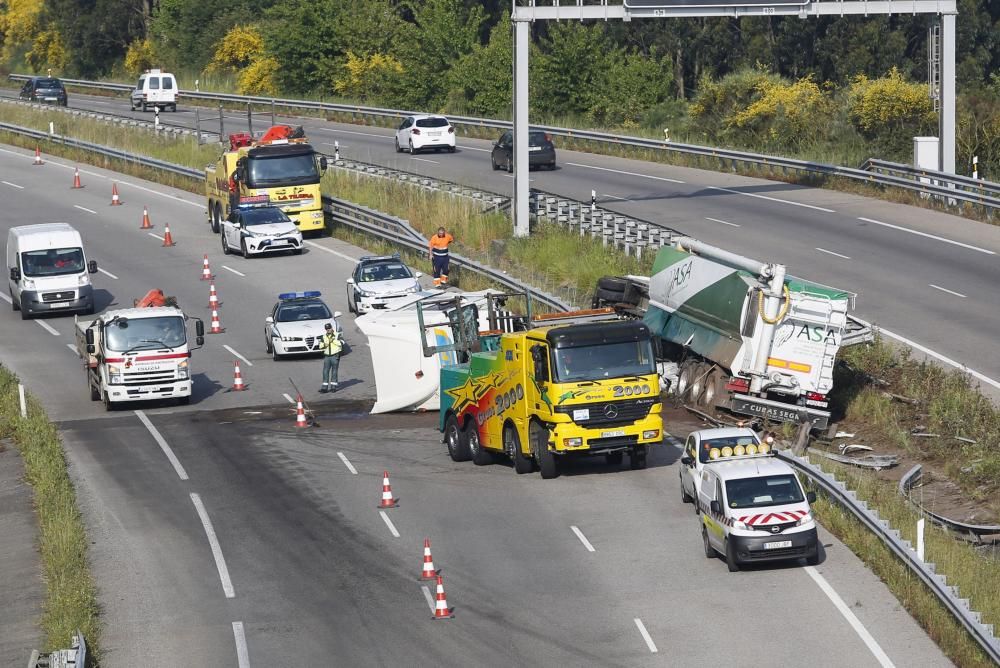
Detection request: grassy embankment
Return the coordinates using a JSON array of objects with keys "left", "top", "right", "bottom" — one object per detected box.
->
[{"left": 0, "top": 366, "right": 100, "bottom": 658}]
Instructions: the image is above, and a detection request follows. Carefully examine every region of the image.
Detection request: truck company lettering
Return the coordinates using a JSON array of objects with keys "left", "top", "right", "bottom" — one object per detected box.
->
[{"left": 666, "top": 260, "right": 693, "bottom": 296}]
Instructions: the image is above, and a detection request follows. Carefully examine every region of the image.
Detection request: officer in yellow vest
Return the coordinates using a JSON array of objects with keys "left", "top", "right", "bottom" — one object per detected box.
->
[{"left": 319, "top": 322, "right": 343, "bottom": 393}]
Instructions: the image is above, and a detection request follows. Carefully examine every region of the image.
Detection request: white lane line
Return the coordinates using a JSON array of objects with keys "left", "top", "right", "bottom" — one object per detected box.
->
[
  {"left": 97, "top": 267, "right": 119, "bottom": 279},
  {"left": 461, "top": 146, "right": 490, "bottom": 153},
  {"left": 232, "top": 622, "right": 250, "bottom": 668},
  {"left": 874, "top": 325, "right": 1000, "bottom": 391},
  {"left": 858, "top": 217, "right": 995, "bottom": 255},
  {"left": 634, "top": 618, "right": 658, "bottom": 653},
  {"left": 74, "top": 205, "right": 97, "bottom": 214},
  {"left": 567, "top": 162, "right": 684, "bottom": 184},
  {"left": 0, "top": 291, "right": 10, "bottom": 304},
  {"left": 602, "top": 193, "right": 629, "bottom": 201},
  {"left": 337, "top": 452, "right": 358, "bottom": 475},
  {"left": 571, "top": 525, "right": 596, "bottom": 552},
  {"left": 3, "top": 180, "right": 24, "bottom": 189},
  {"left": 67, "top": 343, "right": 80, "bottom": 356},
  {"left": 379, "top": 510, "right": 401, "bottom": 538},
  {"left": 707, "top": 185, "right": 835, "bottom": 213},
  {"left": 928, "top": 284, "right": 967, "bottom": 298},
  {"left": 804, "top": 566, "right": 894, "bottom": 667},
  {"left": 312, "top": 128, "right": 391, "bottom": 140},
  {"left": 705, "top": 216, "right": 741, "bottom": 228},
  {"left": 223, "top": 344, "right": 254, "bottom": 367},
  {"left": 411, "top": 157, "right": 439, "bottom": 164},
  {"left": 35, "top": 320, "right": 60, "bottom": 336},
  {"left": 282, "top": 393, "right": 295, "bottom": 404},
  {"left": 815, "top": 247, "right": 851, "bottom": 260},
  {"left": 190, "top": 493, "right": 236, "bottom": 599},
  {"left": 321, "top": 142, "right": 348, "bottom": 149},
  {"left": 135, "top": 410, "right": 190, "bottom": 481},
  {"left": 421, "top": 585, "right": 435, "bottom": 612},
  {"left": 222, "top": 265, "right": 246, "bottom": 277},
  {"left": 304, "top": 240, "right": 358, "bottom": 263},
  {"left": 148, "top": 232, "right": 165, "bottom": 241}
]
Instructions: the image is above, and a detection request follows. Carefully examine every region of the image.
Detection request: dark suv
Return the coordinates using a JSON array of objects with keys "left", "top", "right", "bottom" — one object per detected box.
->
[{"left": 19, "top": 77, "right": 68, "bottom": 106}]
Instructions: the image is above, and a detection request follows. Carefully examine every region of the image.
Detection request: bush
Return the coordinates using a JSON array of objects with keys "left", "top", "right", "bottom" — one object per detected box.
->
[
  {"left": 847, "top": 67, "right": 936, "bottom": 159},
  {"left": 236, "top": 56, "right": 279, "bottom": 96},
  {"left": 123, "top": 38, "right": 155, "bottom": 76},
  {"left": 333, "top": 52, "right": 405, "bottom": 104},
  {"left": 208, "top": 24, "right": 265, "bottom": 72}
]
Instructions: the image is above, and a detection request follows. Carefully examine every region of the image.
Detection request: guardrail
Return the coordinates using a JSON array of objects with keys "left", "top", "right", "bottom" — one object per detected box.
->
[
  {"left": 27, "top": 629, "right": 86, "bottom": 667},
  {"left": 9, "top": 73, "right": 999, "bottom": 218},
  {"left": 777, "top": 451, "right": 1000, "bottom": 663},
  {"left": 898, "top": 465, "right": 1000, "bottom": 541}
]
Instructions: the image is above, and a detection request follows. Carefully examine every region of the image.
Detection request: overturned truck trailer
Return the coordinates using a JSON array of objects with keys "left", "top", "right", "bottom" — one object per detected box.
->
[{"left": 596, "top": 238, "right": 871, "bottom": 430}]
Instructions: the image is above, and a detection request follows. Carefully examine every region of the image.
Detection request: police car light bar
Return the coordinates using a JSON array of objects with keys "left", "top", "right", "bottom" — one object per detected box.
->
[
  {"left": 359, "top": 252, "right": 401, "bottom": 262},
  {"left": 278, "top": 291, "right": 322, "bottom": 300}
]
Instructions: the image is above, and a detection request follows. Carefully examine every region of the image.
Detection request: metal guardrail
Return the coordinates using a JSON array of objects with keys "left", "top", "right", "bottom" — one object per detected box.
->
[
  {"left": 777, "top": 451, "right": 1000, "bottom": 663},
  {"left": 10, "top": 73, "right": 998, "bottom": 218},
  {"left": 27, "top": 629, "right": 86, "bottom": 667},
  {"left": 898, "top": 465, "right": 1000, "bottom": 541}
]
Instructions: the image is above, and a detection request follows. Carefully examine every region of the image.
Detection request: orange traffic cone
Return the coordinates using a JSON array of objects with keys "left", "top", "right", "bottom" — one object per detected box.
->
[
  {"left": 140, "top": 206, "right": 153, "bottom": 229},
  {"left": 432, "top": 575, "right": 454, "bottom": 620},
  {"left": 32, "top": 146, "right": 43, "bottom": 166},
  {"left": 110, "top": 182, "right": 122, "bottom": 205},
  {"left": 71, "top": 167, "right": 83, "bottom": 189},
  {"left": 207, "top": 283, "right": 220, "bottom": 309},
  {"left": 162, "top": 223, "right": 175, "bottom": 247},
  {"left": 231, "top": 361, "right": 246, "bottom": 391},
  {"left": 200, "top": 254, "right": 214, "bottom": 280},
  {"left": 208, "top": 308, "right": 224, "bottom": 334},
  {"left": 294, "top": 395, "right": 308, "bottom": 428},
  {"left": 378, "top": 470, "right": 399, "bottom": 509},
  {"left": 420, "top": 538, "right": 438, "bottom": 580}
]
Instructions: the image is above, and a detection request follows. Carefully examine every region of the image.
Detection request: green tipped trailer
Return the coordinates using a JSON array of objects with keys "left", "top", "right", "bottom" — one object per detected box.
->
[{"left": 595, "top": 238, "right": 871, "bottom": 430}]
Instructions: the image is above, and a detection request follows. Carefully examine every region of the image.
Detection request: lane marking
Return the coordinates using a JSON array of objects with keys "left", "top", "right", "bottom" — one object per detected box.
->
[
  {"left": 190, "top": 493, "right": 236, "bottom": 599},
  {"left": 148, "top": 232, "right": 165, "bottom": 241},
  {"left": 705, "top": 216, "right": 741, "bottom": 228},
  {"left": 460, "top": 146, "right": 490, "bottom": 152},
  {"left": 304, "top": 240, "right": 358, "bottom": 263},
  {"left": 566, "top": 162, "right": 685, "bottom": 184},
  {"left": 571, "top": 525, "right": 596, "bottom": 552},
  {"left": 602, "top": 193, "right": 629, "bottom": 201},
  {"left": 0, "top": 291, "right": 11, "bottom": 304},
  {"left": 337, "top": 452, "right": 358, "bottom": 475},
  {"left": 312, "top": 128, "right": 391, "bottom": 140},
  {"left": 815, "top": 247, "right": 851, "bottom": 260},
  {"left": 35, "top": 320, "right": 60, "bottom": 336},
  {"left": 321, "top": 142, "right": 348, "bottom": 149},
  {"left": 282, "top": 393, "right": 295, "bottom": 404},
  {"left": 928, "top": 284, "right": 967, "bottom": 298},
  {"left": 3, "top": 180, "right": 25, "bottom": 189},
  {"left": 874, "top": 326, "right": 999, "bottom": 391},
  {"left": 97, "top": 267, "right": 119, "bottom": 279},
  {"left": 804, "top": 566, "right": 894, "bottom": 667},
  {"left": 135, "top": 410, "right": 190, "bottom": 481},
  {"left": 421, "top": 585, "right": 435, "bottom": 612},
  {"left": 74, "top": 205, "right": 97, "bottom": 214},
  {"left": 379, "top": 510, "right": 400, "bottom": 538},
  {"left": 67, "top": 343, "right": 80, "bottom": 356},
  {"left": 223, "top": 344, "right": 253, "bottom": 367},
  {"left": 411, "top": 157, "right": 439, "bottom": 164},
  {"left": 222, "top": 265, "right": 246, "bottom": 277},
  {"left": 232, "top": 622, "right": 250, "bottom": 668},
  {"left": 707, "top": 185, "right": 835, "bottom": 213},
  {"left": 634, "top": 618, "right": 658, "bottom": 653},
  {"left": 858, "top": 217, "right": 995, "bottom": 255}
]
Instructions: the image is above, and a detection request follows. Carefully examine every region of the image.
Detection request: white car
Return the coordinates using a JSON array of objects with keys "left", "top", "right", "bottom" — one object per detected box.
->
[
  {"left": 221, "top": 204, "right": 303, "bottom": 258},
  {"left": 679, "top": 427, "right": 763, "bottom": 509},
  {"left": 264, "top": 292, "right": 342, "bottom": 359},
  {"left": 394, "top": 115, "right": 456, "bottom": 154},
  {"left": 346, "top": 254, "right": 423, "bottom": 315}
]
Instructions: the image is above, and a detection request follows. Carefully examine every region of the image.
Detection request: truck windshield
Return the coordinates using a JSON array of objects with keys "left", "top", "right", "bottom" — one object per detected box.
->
[
  {"left": 247, "top": 154, "right": 319, "bottom": 187},
  {"left": 104, "top": 316, "right": 186, "bottom": 352},
  {"left": 725, "top": 474, "right": 804, "bottom": 509},
  {"left": 553, "top": 339, "right": 655, "bottom": 383},
  {"left": 21, "top": 248, "right": 85, "bottom": 277}
]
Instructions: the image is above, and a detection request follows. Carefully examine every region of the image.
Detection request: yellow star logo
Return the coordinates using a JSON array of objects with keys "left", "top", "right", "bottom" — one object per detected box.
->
[{"left": 445, "top": 374, "right": 486, "bottom": 414}]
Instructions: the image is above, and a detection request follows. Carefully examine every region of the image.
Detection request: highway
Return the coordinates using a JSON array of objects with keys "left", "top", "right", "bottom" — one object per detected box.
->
[{"left": 0, "top": 145, "right": 953, "bottom": 666}]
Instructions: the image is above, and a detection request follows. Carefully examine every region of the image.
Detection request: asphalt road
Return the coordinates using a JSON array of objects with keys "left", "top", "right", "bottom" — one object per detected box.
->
[{"left": 0, "top": 147, "right": 952, "bottom": 666}]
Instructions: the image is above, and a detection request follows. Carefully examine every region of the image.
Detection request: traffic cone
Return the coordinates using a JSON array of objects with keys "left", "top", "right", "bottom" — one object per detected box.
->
[
  {"left": 71, "top": 167, "right": 83, "bottom": 189},
  {"left": 162, "top": 223, "right": 175, "bottom": 247},
  {"left": 231, "top": 360, "right": 246, "bottom": 391},
  {"left": 378, "top": 470, "right": 398, "bottom": 509},
  {"left": 208, "top": 308, "right": 224, "bottom": 334},
  {"left": 432, "top": 575, "right": 454, "bottom": 620},
  {"left": 420, "top": 538, "right": 438, "bottom": 580},
  {"left": 110, "top": 183, "right": 122, "bottom": 206},
  {"left": 140, "top": 206, "right": 153, "bottom": 229},
  {"left": 32, "top": 146, "right": 43, "bottom": 166},
  {"left": 207, "top": 283, "right": 220, "bottom": 309},
  {"left": 200, "top": 254, "right": 214, "bottom": 280},
  {"left": 294, "top": 395, "right": 308, "bottom": 428}
]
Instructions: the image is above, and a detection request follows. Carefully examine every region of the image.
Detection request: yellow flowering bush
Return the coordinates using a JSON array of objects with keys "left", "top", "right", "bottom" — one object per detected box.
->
[
  {"left": 333, "top": 52, "right": 404, "bottom": 102},
  {"left": 237, "top": 57, "right": 279, "bottom": 96},
  {"left": 124, "top": 39, "right": 155, "bottom": 75}
]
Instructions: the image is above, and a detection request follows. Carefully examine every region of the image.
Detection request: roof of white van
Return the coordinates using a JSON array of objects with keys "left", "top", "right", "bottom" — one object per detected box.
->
[{"left": 9, "top": 223, "right": 81, "bottom": 247}]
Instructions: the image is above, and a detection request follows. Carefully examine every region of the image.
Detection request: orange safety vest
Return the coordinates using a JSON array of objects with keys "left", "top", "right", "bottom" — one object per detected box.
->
[{"left": 429, "top": 233, "right": 454, "bottom": 257}]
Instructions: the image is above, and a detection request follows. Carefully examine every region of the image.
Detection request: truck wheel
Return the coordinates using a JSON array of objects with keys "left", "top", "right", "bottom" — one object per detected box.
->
[
  {"left": 103, "top": 392, "right": 115, "bottom": 412},
  {"left": 467, "top": 423, "right": 492, "bottom": 466},
  {"left": 702, "top": 527, "right": 716, "bottom": 558},
  {"left": 89, "top": 380, "right": 100, "bottom": 402},
  {"left": 675, "top": 362, "right": 695, "bottom": 399},
  {"left": 445, "top": 415, "right": 471, "bottom": 462},
  {"left": 700, "top": 369, "right": 722, "bottom": 408},
  {"left": 531, "top": 422, "right": 558, "bottom": 479},
  {"left": 177, "top": 395, "right": 191, "bottom": 406},
  {"left": 211, "top": 204, "right": 222, "bottom": 234},
  {"left": 688, "top": 363, "right": 710, "bottom": 404},
  {"left": 506, "top": 425, "right": 533, "bottom": 474},
  {"left": 630, "top": 444, "right": 648, "bottom": 470},
  {"left": 597, "top": 276, "right": 629, "bottom": 293},
  {"left": 725, "top": 540, "right": 741, "bottom": 572},
  {"left": 605, "top": 451, "right": 624, "bottom": 467}
]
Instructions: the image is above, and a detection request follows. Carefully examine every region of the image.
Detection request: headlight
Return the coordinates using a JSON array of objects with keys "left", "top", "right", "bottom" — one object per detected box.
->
[
  {"left": 733, "top": 520, "right": 750, "bottom": 530},
  {"left": 77, "top": 274, "right": 88, "bottom": 286},
  {"left": 405, "top": 284, "right": 419, "bottom": 293},
  {"left": 563, "top": 437, "right": 583, "bottom": 447},
  {"left": 23, "top": 279, "right": 35, "bottom": 289},
  {"left": 796, "top": 513, "right": 812, "bottom": 526},
  {"left": 642, "top": 430, "right": 660, "bottom": 439},
  {"left": 109, "top": 374, "right": 124, "bottom": 384},
  {"left": 177, "top": 367, "right": 189, "bottom": 379},
  {"left": 356, "top": 288, "right": 374, "bottom": 298}
]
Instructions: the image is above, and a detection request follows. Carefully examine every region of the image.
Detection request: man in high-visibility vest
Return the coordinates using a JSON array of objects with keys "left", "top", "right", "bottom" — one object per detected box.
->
[
  {"left": 428, "top": 226, "right": 455, "bottom": 286},
  {"left": 319, "top": 322, "right": 343, "bottom": 393}
]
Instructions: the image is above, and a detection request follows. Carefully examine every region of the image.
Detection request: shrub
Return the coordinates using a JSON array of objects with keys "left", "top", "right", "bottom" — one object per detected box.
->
[
  {"left": 847, "top": 67, "right": 936, "bottom": 159},
  {"left": 333, "top": 52, "right": 405, "bottom": 104},
  {"left": 237, "top": 56, "right": 279, "bottom": 96},
  {"left": 123, "top": 38, "right": 155, "bottom": 76}
]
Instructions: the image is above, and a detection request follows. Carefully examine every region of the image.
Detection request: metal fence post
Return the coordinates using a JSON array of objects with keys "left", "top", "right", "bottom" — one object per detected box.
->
[
  {"left": 247, "top": 103, "right": 253, "bottom": 134},
  {"left": 218, "top": 103, "right": 224, "bottom": 139},
  {"left": 271, "top": 99, "right": 276, "bottom": 127},
  {"left": 195, "top": 108, "right": 202, "bottom": 145}
]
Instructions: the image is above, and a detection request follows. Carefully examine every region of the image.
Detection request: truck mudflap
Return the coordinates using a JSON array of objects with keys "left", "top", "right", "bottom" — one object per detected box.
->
[{"left": 729, "top": 393, "right": 830, "bottom": 430}]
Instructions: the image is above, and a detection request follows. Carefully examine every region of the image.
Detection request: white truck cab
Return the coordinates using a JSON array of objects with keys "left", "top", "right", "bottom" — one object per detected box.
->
[
  {"left": 7, "top": 223, "right": 97, "bottom": 319},
  {"left": 130, "top": 69, "right": 177, "bottom": 112},
  {"left": 697, "top": 449, "right": 819, "bottom": 571},
  {"left": 679, "top": 427, "right": 762, "bottom": 507}
]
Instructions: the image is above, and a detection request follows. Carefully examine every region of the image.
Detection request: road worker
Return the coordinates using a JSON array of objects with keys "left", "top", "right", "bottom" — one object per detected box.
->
[
  {"left": 319, "top": 322, "right": 343, "bottom": 393},
  {"left": 428, "top": 226, "right": 455, "bottom": 287}
]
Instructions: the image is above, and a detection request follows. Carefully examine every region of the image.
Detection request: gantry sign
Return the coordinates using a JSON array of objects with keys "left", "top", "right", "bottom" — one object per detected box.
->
[{"left": 509, "top": 1, "right": 958, "bottom": 237}]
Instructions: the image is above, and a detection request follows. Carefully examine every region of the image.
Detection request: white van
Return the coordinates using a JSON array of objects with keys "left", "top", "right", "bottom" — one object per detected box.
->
[
  {"left": 130, "top": 69, "right": 177, "bottom": 112},
  {"left": 7, "top": 223, "right": 97, "bottom": 319}
]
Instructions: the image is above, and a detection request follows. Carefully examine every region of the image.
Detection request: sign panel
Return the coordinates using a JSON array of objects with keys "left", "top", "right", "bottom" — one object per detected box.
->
[{"left": 625, "top": 0, "right": 808, "bottom": 7}]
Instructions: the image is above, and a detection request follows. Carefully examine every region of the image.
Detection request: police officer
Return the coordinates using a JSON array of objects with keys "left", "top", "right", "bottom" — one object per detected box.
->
[
  {"left": 428, "top": 226, "right": 454, "bottom": 286},
  {"left": 319, "top": 322, "right": 343, "bottom": 393}
]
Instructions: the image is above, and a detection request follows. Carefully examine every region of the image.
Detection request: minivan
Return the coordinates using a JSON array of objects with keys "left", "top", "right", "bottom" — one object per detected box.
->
[
  {"left": 7, "top": 224, "right": 98, "bottom": 318},
  {"left": 130, "top": 69, "right": 177, "bottom": 112}
]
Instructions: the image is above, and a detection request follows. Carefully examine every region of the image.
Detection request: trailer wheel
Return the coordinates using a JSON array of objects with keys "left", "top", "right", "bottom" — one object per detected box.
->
[
  {"left": 689, "top": 364, "right": 710, "bottom": 404},
  {"left": 675, "top": 362, "right": 695, "bottom": 399},
  {"left": 467, "top": 422, "right": 492, "bottom": 466},
  {"left": 531, "top": 422, "right": 558, "bottom": 479},
  {"left": 506, "top": 424, "right": 533, "bottom": 474},
  {"left": 445, "top": 414, "right": 471, "bottom": 462},
  {"left": 701, "top": 369, "right": 722, "bottom": 408}
]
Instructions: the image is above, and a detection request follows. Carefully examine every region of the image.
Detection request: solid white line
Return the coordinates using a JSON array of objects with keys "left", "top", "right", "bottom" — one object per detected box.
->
[
  {"left": 35, "top": 320, "right": 59, "bottom": 336},
  {"left": 858, "top": 217, "right": 994, "bottom": 255},
  {"left": 0, "top": 291, "right": 10, "bottom": 304},
  {"left": 321, "top": 142, "right": 348, "bottom": 149},
  {"left": 928, "top": 284, "right": 967, "bottom": 298},
  {"left": 461, "top": 146, "right": 490, "bottom": 152},
  {"left": 875, "top": 326, "right": 999, "bottom": 391},
  {"left": 222, "top": 265, "right": 246, "bottom": 277},
  {"left": 148, "top": 232, "right": 165, "bottom": 241},
  {"left": 135, "top": 410, "right": 190, "bottom": 481},
  {"left": 421, "top": 585, "right": 435, "bottom": 612},
  {"left": 232, "top": 622, "right": 250, "bottom": 668},
  {"left": 566, "top": 162, "right": 684, "bottom": 184},
  {"left": 705, "top": 216, "right": 741, "bottom": 227},
  {"left": 708, "top": 185, "right": 835, "bottom": 212},
  {"left": 223, "top": 344, "right": 253, "bottom": 367},
  {"left": 634, "top": 618, "right": 658, "bottom": 653},
  {"left": 97, "top": 267, "right": 119, "bottom": 279},
  {"left": 74, "top": 205, "right": 97, "bottom": 214},
  {"left": 2, "top": 180, "right": 24, "bottom": 189},
  {"left": 337, "top": 452, "right": 358, "bottom": 475},
  {"left": 282, "top": 393, "right": 295, "bottom": 404},
  {"left": 190, "top": 493, "right": 236, "bottom": 599},
  {"left": 804, "top": 566, "right": 894, "bottom": 667},
  {"left": 571, "top": 525, "right": 596, "bottom": 552},
  {"left": 602, "top": 193, "right": 629, "bottom": 201},
  {"left": 379, "top": 510, "right": 400, "bottom": 538},
  {"left": 313, "top": 128, "right": 391, "bottom": 140},
  {"left": 815, "top": 247, "right": 851, "bottom": 260},
  {"left": 67, "top": 343, "right": 80, "bottom": 357},
  {"left": 411, "top": 157, "right": 439, "bottom": 164},
  {"left": 304, "top": 240, "right": 358, "bottom": 263}
]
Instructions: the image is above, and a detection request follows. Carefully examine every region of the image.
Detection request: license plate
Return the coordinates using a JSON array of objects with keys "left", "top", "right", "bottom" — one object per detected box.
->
[
  {"left": 601, "top": 429, "right": 626, "bottom": 438},
  {"left": 48, "top": 302, "right": 69, "bottom": 308},
  {"left": 428, "top": 131, "right": 441, "bottom": 137},
  {"left": 764, "top": 540, "right": 792, "bottom": 550},
  {"left": 529, "top": 146, "right": 542, "bottom": 152},
  {"left": 45, "top": 97, "right": 58, "bottom": 101}
]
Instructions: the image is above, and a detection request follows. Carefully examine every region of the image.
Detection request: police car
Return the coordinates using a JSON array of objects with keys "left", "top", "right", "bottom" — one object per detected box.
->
[
  {"left": 694, "top": 445, "right": 819, "bottom": 572},
  {"left": 345, "top": 253, "right": 423, "bottom": 315},
  {"left": 264, "top": 291, "right": 342, "bottom": 359},
  {"left": 679, "top": 427, "right": 762, "bottom": 509},
  {"left": 221, "top": 198, "right": 303, "bottom": 258}
]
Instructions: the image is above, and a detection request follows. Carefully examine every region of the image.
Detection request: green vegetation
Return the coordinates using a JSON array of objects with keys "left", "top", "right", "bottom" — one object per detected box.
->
[{"left": 0, "top": 365, "right": 101, "bottom": 656}]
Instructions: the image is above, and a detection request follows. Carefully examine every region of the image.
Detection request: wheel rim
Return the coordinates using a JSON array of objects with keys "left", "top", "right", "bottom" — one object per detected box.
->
[
  {"left": 702, "top": 371, "right": 718, "bottom": 406},
  {"left": 676, "top": 366, "right": 691, "bottom": 397},
  {"left": 503, "top": 428, "right": 513, "bottom": 457},
  {"left": 447, "top": 423, "right": 459, "bottom": 453},
  {"left": 469, "top": 430, "right": 480, "bottom": 455}
]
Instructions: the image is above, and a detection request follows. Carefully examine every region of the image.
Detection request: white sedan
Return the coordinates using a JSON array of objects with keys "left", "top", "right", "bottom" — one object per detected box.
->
[
  {"left": 221, "top": 205, "right": 303, "bottom": 258},
  {"left": 394, "top": 115, "right": 456, "bottom": 154},
  {"left": 264, "top": 291, "right": 342, "bottom": 359},
  {"left": 346, "top": 254, "right": 423, "bottom": 315}
]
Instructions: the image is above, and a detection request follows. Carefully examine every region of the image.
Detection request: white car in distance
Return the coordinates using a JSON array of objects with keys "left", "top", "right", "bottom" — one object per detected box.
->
[
  {"left": 346, "top": 254, "right": 423, "bottom": 315},
  {"left": 265, "top": 291, "right": 342, "bottom": 359},
  {"left": 394, "top": 115, "right": 456, "bottom": 154},
  {"left": 221, "top": 203, "right": 304, "bottom": 258}
]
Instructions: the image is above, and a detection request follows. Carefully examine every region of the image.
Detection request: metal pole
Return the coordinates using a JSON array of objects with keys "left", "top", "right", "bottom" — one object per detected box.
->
[
  {"left": 512, "top": 16, "right": 530, "bottom": 238},
  {"left": 271, "top": 99, "right": 276, "bottom": 126},
  {"left": 195, "top": 108, "right": 202, "bottom": 145},
  {"left": 219, "top": 103, "right": 224, "bottom": 139},
  {"left": 941, "top": 13, "right": 956, "bottom": 174},
  {"left": 916, "top": 518, "right": 925, "bottom": 561},
  {"left": 247, "top": 103, "right": 253, "bottom": 135}
]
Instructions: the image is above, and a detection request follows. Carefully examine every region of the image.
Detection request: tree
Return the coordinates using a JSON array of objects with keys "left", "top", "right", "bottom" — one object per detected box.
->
[
  {"left": 532, "top": 22, "right": 614, "bottom": 118},
  {"left": 847, "top": 67, "right": 936, "bottom": 159},
  {"left": 150, "top": 0, "right": 271, "bottom": 73},
  {"left": 260, "top": 0, "right": 341, "bottom": 95},
  {"left": 444, "top": 13, "right": 512, "bottom": 117},
  {"left": 46, "top": 0, "right": 150, "bottom": 76}
]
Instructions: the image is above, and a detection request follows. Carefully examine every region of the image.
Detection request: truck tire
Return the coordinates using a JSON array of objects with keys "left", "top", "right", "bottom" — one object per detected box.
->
[
  {"left": 531, "top": 422, "right": 558, "bottom": 479},
  {"left": 467, "top": 422, "right": 492, "bottom": 466},
  {"left": 89, "top": 379, "right": 100, "bottom": 402},
  {"left": 688, "top": 363, "right": 710, "bottom": 404},
  {"left": 725, "top": 540, "right": 741, "bottom": 572},
  {"left": 700, "top": 369, "right": 722, "bottom": 408},
  {"left": 506, "top": 424, "right": 533, "bottom": 474},
  {"left": 103, "top": 392, "right": 115, "bottom": 412},
  {"left": 605, "top": 451, "right": 624, "bottom": 467},
  {"left": 675, "top": 362, "right": 696, "bottom": 399},
  {"left": 629, "top": 444, "right": 648, "bottom": 470},
  {"left": 445, "top": 415, "right": 471, "bottom": 462},
  {"left": 592, "top": 287, "right": 624, "bottom": 307},
  {"left": 702, "top": 527, "right": 716, "bottom": 558},
  {"left": 597, "top": 276, "right": 629, "bottom": 293},
  {"left": 211, "top": 204, "right": 222, "bottom": 234}
]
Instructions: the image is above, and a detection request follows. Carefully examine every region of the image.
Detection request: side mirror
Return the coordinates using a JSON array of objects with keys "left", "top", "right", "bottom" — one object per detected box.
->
[
  {"left": 530, "top": 344, "right": 549, "bottom": 383},
  {"left": 9, "top": 267, "right": 21, "bottom": 281},
  {"left": 346, "top": 278, "right": 355, "bottom": 285},
  {"left": 86, "top": 344, "right": 95, "bottom": 354},
  {"left": 414, "top": 272, "right": 423, "bottom": 279},
  {"left": 232, "top": 170, "right": 242, "bottom": 183},
  {"left": 710, "top": 500, "right": 721, "bottom": 515},
  {"left": 88, "top": 260, "right": 98, "bottom": 274},
  {"left": 333, "top": 311, "right": 342, "bottom": 318},
  {"left": 319, "top": 156, "right": 328, "bottom": 170},
  {"left": 195, "top": 320, "right": 205, "bottom": 338},
  {"left": 196, "top": 336, "right": 205, "bottom": 346},
  {"left": 680, "top": 455, "right": 694, "bottom": 466},
  {"left": 85, "top": 329, "right": 95, "bottom": 345},
  {"left": 265, "top": 316, "right": 274, "bottom": 324},
  {"left": 806, "top": 491, "right": 817, "bottom": 504}
]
